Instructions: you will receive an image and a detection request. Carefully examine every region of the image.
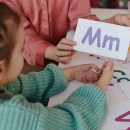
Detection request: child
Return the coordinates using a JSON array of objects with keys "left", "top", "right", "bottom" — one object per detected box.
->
[
  {"left": 0, "top": 2, "right": 114, "bottom": 130},
  {"left": 1, "top": 0, "right": 129, "bottom": 69}
]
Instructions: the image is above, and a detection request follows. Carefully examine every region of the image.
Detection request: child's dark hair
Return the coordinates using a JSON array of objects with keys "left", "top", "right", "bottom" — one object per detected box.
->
[{"left": 0, "top": 2, "right": 21, "bottom": 63}]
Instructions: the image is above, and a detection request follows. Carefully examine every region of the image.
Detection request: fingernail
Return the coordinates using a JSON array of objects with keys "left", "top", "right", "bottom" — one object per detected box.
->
[{"left": 91, "top": 68, "right": 98, "bottom": 73}]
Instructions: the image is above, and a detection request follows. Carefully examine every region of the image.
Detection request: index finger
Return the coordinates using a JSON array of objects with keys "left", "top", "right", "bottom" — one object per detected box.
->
[{"left": 60, "top": 38, "right": 76, "bottom": 46}]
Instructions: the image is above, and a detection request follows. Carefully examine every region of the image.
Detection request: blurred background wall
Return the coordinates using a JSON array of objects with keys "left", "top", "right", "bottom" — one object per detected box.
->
[{"left": 91, "top": 0, "right": 129, "bottom": 9}]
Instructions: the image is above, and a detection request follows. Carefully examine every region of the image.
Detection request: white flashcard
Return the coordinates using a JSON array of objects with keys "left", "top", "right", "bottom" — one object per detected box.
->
[{"left": 74, "top": 19, "right": 130, "bottom": 60}]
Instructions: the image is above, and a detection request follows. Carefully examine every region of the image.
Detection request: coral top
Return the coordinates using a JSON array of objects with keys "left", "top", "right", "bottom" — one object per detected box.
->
[{"left": 2, "top": 0, "right": 98, "bottom": 66}]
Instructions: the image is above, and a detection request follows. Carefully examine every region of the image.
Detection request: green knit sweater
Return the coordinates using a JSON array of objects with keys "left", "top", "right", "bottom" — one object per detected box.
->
[{"left": 0, "top": 64, "right": 107, "bottom": 130}]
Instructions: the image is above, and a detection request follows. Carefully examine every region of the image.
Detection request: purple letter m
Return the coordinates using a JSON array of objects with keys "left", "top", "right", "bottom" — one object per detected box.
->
[{"left": 82, "top": 26, "right": 101, "bottom": 48}]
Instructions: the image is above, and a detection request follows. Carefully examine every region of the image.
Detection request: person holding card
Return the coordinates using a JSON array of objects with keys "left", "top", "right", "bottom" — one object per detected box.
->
[{"left": 1, "top": 0, "right": 130, "bottom": 72}]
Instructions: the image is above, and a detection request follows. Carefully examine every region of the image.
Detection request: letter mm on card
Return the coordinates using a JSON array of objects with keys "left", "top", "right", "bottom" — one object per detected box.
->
[{"left": 74, "top": 19, "right": 130, "bottom": 60}]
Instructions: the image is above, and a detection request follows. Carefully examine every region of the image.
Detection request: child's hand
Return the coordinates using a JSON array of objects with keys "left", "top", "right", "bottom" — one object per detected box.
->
[
  {"left": 112, "top": 14, "right": 130, "bottom": 26},
  {"left": 64, "top": 64, "right": 101, "bottom": 83},
  {"left": 56, "top": 38, "right": 76, "bottom": 64},
  {"left": 96, "top": 61, "right": 114, "bottom": 90}
]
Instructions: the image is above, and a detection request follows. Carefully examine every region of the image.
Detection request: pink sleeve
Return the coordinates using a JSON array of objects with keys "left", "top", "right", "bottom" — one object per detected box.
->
[
  {"left": 22, "top": 18, "right": 50, "bottom": 67},
  {"left": 68, "top": 0, "right": 99, "bottom": 30},
  {"left": 2, "top": 0, "right": 50, "bottom": 67},
  {"left": 17, "top": 0, "right": 51, "bottom": 67}
]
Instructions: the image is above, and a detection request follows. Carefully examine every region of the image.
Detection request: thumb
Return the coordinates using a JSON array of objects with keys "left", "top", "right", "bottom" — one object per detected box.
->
[{"left": 104, "top": 61, "right": 114, "bottom": 72}]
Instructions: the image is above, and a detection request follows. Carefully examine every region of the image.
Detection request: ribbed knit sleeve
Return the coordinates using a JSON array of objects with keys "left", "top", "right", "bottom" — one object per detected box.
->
[
  {"left": 3, "top": 64, "right": 68, "bottom": 105},
  {"left": 0, "top": 85, "right": 107, "bottom": 130},
  {"left": 56, "top": 85, "right": 108, "bottom": 130}
]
